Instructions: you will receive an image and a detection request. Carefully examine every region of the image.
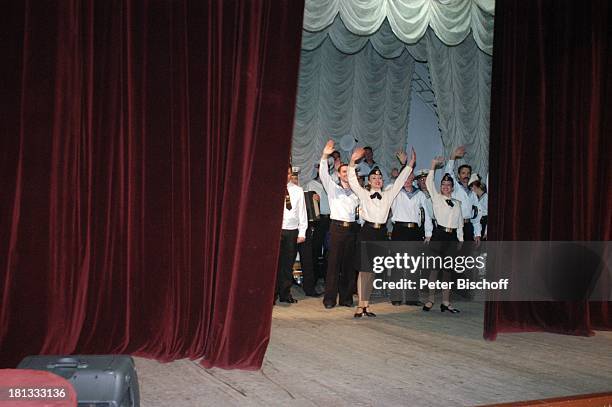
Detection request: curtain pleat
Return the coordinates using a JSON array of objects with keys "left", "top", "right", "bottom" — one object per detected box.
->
[
  {"left": 485, "top": 0, "right": 611, "bottom": 339},
  {"left": 0, "top": 0, "right": 305, "bottom": 369},
  {"left": 304, "top": 0, "right": 495, "bottom": 55},
  {"left": 296, "top": 16, "right": 491, "bottom": 177}
]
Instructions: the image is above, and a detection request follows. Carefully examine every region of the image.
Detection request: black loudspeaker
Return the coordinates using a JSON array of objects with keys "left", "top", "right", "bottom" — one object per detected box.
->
[{"left": 17, "top": 355, "right": 140, "bottom": 407}]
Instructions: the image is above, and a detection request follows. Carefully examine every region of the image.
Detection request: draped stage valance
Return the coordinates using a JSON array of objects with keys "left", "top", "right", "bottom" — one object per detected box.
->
[
  {"left": 294, "top": 5, "right": 493, "bottom": 178},
  {"left": 303, "top": 0, "right": 495, "bottom": 55}
]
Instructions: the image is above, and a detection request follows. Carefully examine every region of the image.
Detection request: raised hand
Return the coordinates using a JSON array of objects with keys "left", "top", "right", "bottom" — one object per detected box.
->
[
  {"left": 351, "top": 147, "right": 365, "bottom": 163},
  {"left": 408, "top": 147, "right": 416, "bottom": 168},
  {"left": 431, "top": 156, "right": 445, "bottom": 169},
  {"left": 396, "top": 150, "right": 408, "bottom": 165},
  {"left": 323, "top": 139, "right": 335, "bottom": 156},
  {"left": 452, "top": 146, "right": 466, "bottom": 159}
]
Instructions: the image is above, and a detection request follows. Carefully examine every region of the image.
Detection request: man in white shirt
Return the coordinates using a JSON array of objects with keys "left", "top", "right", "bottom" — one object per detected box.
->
[
  {"left": 348, "top": 147, "right": 415, "bottom": 317},
  {"left": 415, "top": 169, "right": 435, "bottom": 230},
  {"left": 388, "top": 171, "right": 433, "bottom": 306},
  {"left": 319, "top": 141, "right": 360, "bottom": 308},
  {"left": 469, "top": 174, "right": 488, "bottom": 240},
  {"left": 276, "top": 166, "right": 308, "bottom": 304},
  {"left": 444, "top": 146, "right": 482, "bottom": 244}
]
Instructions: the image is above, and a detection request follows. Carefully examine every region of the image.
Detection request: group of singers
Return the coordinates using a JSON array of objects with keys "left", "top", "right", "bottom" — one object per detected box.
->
[{"left": 276, "top": 140, "right": 488, "bottom": 318}]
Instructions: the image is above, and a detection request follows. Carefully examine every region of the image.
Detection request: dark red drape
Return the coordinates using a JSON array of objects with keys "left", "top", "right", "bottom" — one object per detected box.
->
[
  {"left": 485, "top": 0, "right": 611, "bottom": 339},
  {"left": 0, "top": 0, "right": 304, "bottom": 369}
]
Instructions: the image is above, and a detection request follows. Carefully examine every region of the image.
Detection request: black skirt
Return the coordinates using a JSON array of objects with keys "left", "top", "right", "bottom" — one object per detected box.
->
[
  {"left": 431, "top": 225, "right": 459, "bottom": 272},
  {"left": 355, "top": 222, "right": 388, "bottom": 272}
]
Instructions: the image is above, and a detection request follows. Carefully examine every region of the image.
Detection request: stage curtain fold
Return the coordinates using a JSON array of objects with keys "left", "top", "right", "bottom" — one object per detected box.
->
[
  {"left": 291, "top": 37, "right": 415, "bottom": 180},
  {"left": 296, "top": 16, "right": 491, "bottom": 177},
  {"left": 0, "top": 0, "right": 304, "bottom": 369},
  {"left": 485, "top": 0, "right": 611, "bottom": 339},
  {"left": 303, "top": 0, "right": 495, "bottom": 55}
]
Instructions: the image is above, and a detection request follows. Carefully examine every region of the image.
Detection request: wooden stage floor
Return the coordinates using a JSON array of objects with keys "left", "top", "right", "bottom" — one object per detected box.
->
[{"left": 135, "top": 290, "right": 612, "bottom": 406}]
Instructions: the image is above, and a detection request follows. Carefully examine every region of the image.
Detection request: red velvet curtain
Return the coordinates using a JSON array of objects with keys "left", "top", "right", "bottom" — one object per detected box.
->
[
  {"left": 485, "top": 0, "right": 611, "bottom": 339},
  {"left": 0, "top": 0, "right": 304, "bottom": 369}
]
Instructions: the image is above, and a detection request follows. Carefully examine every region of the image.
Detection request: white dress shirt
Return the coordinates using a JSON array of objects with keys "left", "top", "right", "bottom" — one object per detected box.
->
[
  {"left": 478, "top": 192, "right": 488, "bottom": 217},
  {"left": 388, "top": 187, "right": 433, "bottom": 237},
  {"left": 425, "top": 170, "right": 464, "bottom": 241},
  {"left": 420, "top": 189, "right": 435, "bottom": 222},
  {"left": 303, "top": 178, "right": 330, "bottom": 215},
  {"left": 444, "top": 160, "right": 482, "bottom": 237},
  {"left": 283, "top": 182, "right": 308, "bottom": 238},
  {"left": 348, "top": 163, "right": 413, "bottom": 224},
  {"left": 319, "top": 159, "right": 359, "bottom": 222}
]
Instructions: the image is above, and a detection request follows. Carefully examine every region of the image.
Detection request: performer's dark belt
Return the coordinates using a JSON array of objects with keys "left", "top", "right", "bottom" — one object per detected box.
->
[
  {"left": 436, "top": 225, "right": 456, "bottom": 233},
  {"left": 365, "top": 221, "right": 385, "bottom": 229},
  {"left": 331, "top": 219, "right": 355, "bottom": 228},
  {"left": 319, "top": 214, "right": 330, "bottom": 218},
  {"left": 394, "top": 221, "right": 418, "bottom": 228}
]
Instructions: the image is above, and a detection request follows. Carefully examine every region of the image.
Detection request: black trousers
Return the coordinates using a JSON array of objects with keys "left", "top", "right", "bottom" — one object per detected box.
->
[
  {"left": 323, "top": 221, "right": 358, "bottom": 306},
  {"left": 276, "top": 229, "right": 298, "bottom": 301},
  {"left": 298, "top": 224, "right": 317, "bottom": 295},
  {"left": 480, "top": 216, "right": 488, "bottom": 240},
  {"left": 463, "top": 221, "right": 474, "bottom": 242},
  {"left": 312, "top": 215, "right": 330, "bottom": 281},
  {"left": 390, "top": 225, "right": 424, "bottom": 302}
]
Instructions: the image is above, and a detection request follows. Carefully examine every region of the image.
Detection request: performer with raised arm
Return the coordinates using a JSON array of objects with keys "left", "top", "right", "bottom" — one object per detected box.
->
[
  {"left": 444, "top": 146, "right": 482, "bottom": 243},
  {"left": 319, "top": 140, "right": 361, "bottom": 309},
  {"left": 424, "top": 156, "right": 464, "bottom": 313},
  {"left": 348, "top": 146, "right": 416, "bottom": 318}
]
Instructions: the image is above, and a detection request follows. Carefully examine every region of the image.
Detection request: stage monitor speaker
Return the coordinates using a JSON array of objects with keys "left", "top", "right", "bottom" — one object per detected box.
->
[{"left": 17, "top": 355, "right": 140, "bottom": 407}]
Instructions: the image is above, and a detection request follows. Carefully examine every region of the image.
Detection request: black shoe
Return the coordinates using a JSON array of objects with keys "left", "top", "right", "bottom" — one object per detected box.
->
[
  {"left": 353, "top": 307, "right": 364, "bottom": 318},
  {"left": 440, "top": 304, "right": 460, "bottom": 313},
  {"left": 324, "top": 303, "right": 335, "bottom": 309},
  {"left": 422, "top": 302, "right": 433, "bottom": 311},
  {"left": 391, "top": 301, "right": 402, "bottom": 306},
  {"left": 279, "top": 297, "right": 298, "bottom": 304},
  {"left": 362, "top": 307, "right": 376, "bottom": 317},
  {"left": 405, "top": 301, "right": 422, "bottom": 306}
]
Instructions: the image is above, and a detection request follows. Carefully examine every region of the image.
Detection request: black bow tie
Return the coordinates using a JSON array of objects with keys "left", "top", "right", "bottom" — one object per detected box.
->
[
  {"left": 445, "top": 199, "right": 454, "bottom": 207},
  {"left": 370, "top": 192, "right": 382, "bottom": 200}
]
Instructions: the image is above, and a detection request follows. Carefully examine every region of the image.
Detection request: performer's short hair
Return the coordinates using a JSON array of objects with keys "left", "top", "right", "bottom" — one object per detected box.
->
[{"left": 458, "top": 164, "right": 472, "bottom": 173}]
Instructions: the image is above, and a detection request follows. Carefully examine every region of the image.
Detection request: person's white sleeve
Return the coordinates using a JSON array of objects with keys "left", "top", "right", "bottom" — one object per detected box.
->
[
  {"left": 445, "top": 159, "right": 458, "bottom": 184},
  {"left": 425, "top": 169, "right": 440, "bottom": 199},
  {"left": 348, "top": 164, "right": 370, "bottom": 202},
  {"left": 387, "top": 165, "right": 413, "bottom": 199},
  {"left": 319, "top": 158, "right": 334, "bottom": 193},
  {"left": 456, "top": 208, "right": 464, "bottom": 242},
  {"left": 296, "top": 192, "right": 308, "bottom": 238},
  {"left": 421, "top": 195, "right": 433, "bottom": 238}
]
